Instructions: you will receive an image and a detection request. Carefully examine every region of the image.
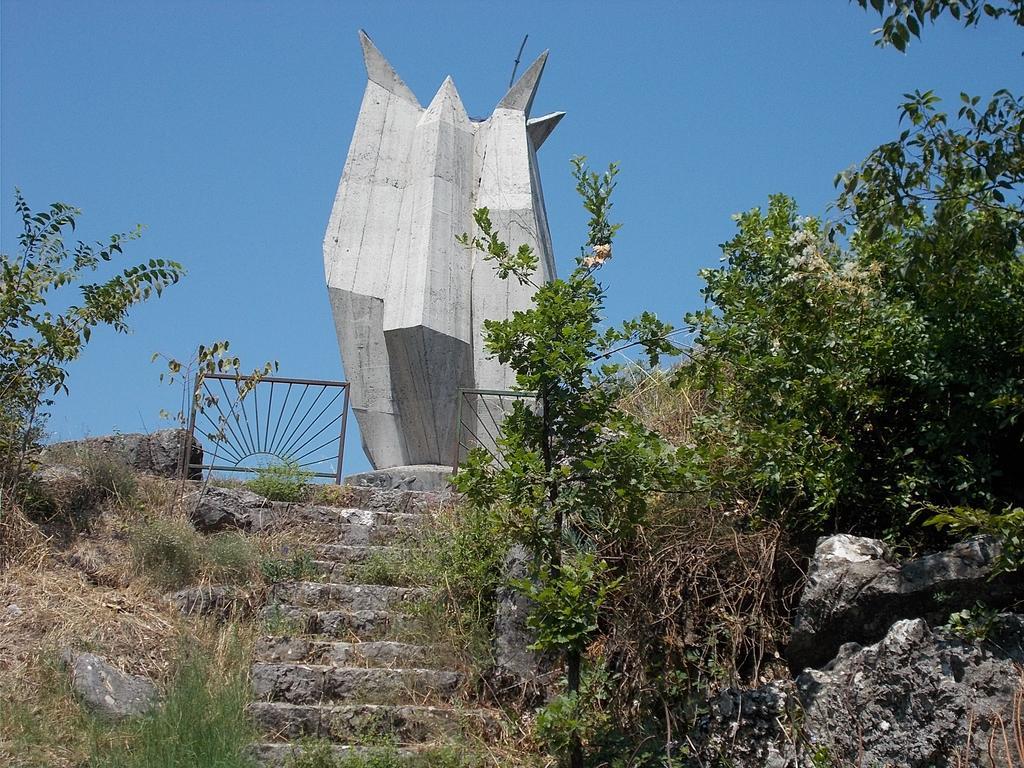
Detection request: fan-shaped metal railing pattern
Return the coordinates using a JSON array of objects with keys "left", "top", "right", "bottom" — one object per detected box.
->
[
  {"left": 186, "top": 373, "right": 350, "bottom": 482},
  {"left": 452, "top": 388, "right": 538, "bottom": 472}
]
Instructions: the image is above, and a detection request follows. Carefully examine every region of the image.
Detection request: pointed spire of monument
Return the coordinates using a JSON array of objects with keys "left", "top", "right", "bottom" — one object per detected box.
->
[
  {"left": 527, "top": 111, "right": 565, "bottom": 149},
  {"left": 359, "top": 29, "right": 421, "bottom": 107},
  {"left": 497, "top": 49, "right": 549, "bottom": 116},
  {"left": 424, "top": 76, "right": 470, "bottom": 123}
]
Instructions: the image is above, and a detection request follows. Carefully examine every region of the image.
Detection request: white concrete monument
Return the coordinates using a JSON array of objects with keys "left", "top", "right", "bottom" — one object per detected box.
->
[{"left": 324, "top": 31, "right": 561, "bottom": 473}]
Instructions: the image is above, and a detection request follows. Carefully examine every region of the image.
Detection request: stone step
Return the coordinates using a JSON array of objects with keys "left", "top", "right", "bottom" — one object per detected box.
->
[
  {"left": 255, "top": 637, "right": 451, "bottom": 668},
  {"left": 249, "top": 701, "right": 499, "bottom": 744},
  {"left": 313, "top": 486, "right": 449, "bottom": 515},
  {"left": 309, "top": 546, "right": 425, "bottom": 583},
  {"left": 309, "top": 559, "right": 426, "bottom": 586},
  {"left": 250, "top": 742, "right": 420, "bottom": 767},
  {"left": 270, "top": 582, "right": 427, "bottom": 611},
  {"left": 261, "top": 604, "right": 426, "bottom": 641},
  {"left": 315, "top": 608, "right": 428, "bottom": 641},
  {"left": 316, "top": 522, "right": 422, "bottom": 546},
  {"left": 312, "top": 544, "right": 411, "bottom": 564},
  {"left": 252, "top": 663, "right": 463, "bottom": 705},
  {"left": 253, "top": 506, "right": 425, "bottom": 535}
]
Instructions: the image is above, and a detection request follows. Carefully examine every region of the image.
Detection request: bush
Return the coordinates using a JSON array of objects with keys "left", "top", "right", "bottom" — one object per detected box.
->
[
  {"left": 1, "top": 192, "right": 182, "bottom": 500},
  {"left": 25, "top": 449, "right": 138, "bottom": 531},
  {"left": 130, "top": 517, "right": 256, "bottom": 590},
  {"left": 205, "top": 532, "right": 257, "bottom": 583},
  {"left": 81, "top": 451, "right": 138, "bottom": 503},
  {"left": 129, "top": 517, "right": 205, "bottom": 590},
  {"left": 682, "top": 184, "right": 1023, "bottom": 540},
  {"left": 245, "top": 460, "right": 313, "bottom": 502},
  {"left": 353, "top": 548, "right": 419, "bottom": 587},
  {"left": 259, "top": 547, "right": 319, "bottom": 584}
]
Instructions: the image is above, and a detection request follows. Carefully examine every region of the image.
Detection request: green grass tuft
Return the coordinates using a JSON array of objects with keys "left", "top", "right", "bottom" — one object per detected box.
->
[
  {"left": 87, "top": 630, "right": 256, "bottom": 768},
  {"left": 245, "top": 460, "right": 313, "bottom": 502}
]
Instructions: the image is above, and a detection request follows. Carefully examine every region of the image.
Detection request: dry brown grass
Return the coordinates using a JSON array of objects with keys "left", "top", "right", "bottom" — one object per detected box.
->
[
  {"left": 0, "top": 555, "right": 186, "bottom": 767},
  {"left": 0, "top": 470, "right": 263, "bottom": 768},
  {"left": 616, "top": 367, "right": 705, "bottom": 446},
  {"left": 598, "top": 496, "right": 802, "bottom": 732},
  {"left": 0, "top": 498, "right": 48, "bottom": 570}
]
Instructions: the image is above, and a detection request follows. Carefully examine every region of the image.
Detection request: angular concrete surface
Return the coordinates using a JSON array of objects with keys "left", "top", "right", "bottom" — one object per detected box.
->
[{"left": 324, "top": 30, "right": 558, "bottom": 469}]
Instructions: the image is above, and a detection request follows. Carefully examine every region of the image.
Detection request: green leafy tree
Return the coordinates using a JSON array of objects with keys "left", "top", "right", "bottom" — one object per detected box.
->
[
  {"left": 682, "top": 87, "right": 1023, "bottom": 540},
  {"left": 1, "top": 191, "right": 183, "bottom": 492},
  {"left": 456, "top": 158, "right": 679, "bottom": 767},
  {"left": 853, "top": 0, "right": 1024, "bottom": 51}
]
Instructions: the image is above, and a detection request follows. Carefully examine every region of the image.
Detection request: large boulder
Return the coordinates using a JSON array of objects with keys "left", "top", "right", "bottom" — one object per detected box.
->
[
  {"left": 184, "top": 485, "right": 271, "bottom": 533},
  {"left": 797, "top": 617, "right": 1022, "bottom": 768},
  {"left": 491, "top": 546, "right": 556, "bottom": 702},
  {"left": 788, "top": 533, "right": 1023, "bottom": 669},
  {"left": 695, "top": 616, "right": 1022, "bottom": 768},
  {"left": 61, "top": 650, "right": 158, "bottom": 720},
  {"left": 44, "top": 429, "right": 203, "bottom": 479}
]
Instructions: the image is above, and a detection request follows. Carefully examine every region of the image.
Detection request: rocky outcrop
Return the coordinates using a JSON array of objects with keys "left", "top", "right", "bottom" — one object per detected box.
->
[
  {"left": 491, "top": 545, "right": 556, "bottom": 702},
  {"left": 185, "top": 486, "right": 271, "bottom": 533},
  {"left": 44, "top": 429, "right": 202, "bottom": 479},
  {"left": 788, "top": 533, "right": 1023, "bottom": 669},
  {"left": 697, "top": 614, "right": 1023, "bottom": 768},
  {"left": 693, "top": 530, "right": 1024, "bottom": 767},
  {"left": 697, "top": 682, "right": 799, "bottom": 768},
  {"left": 798, "top": 617, "right": 1022, "bottom": 768},
  {"left": 61, "top": 650, "right": 158, "bottom": 720}
]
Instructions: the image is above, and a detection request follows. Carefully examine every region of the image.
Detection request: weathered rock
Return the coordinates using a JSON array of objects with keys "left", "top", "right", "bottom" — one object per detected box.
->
[
  {"left": 61, "top": 650, "right": 158, "bottom": 720},
  {"left": 788, "top": 533, "right": 1024, "bottom": 668},
  {"left": 169, "top": 585, "right": 256, "bottom": 619},
  {"left": 44, "top": 429, "right": 202, "bottom": 479},
  {"left": 492, "top": 546, "right": 555, "bottom": 701},
  {"left": 693, "top": 615, "right": 1023, "bottom": 768},
  {"left": 696, "top": 682, "right": 801, "bottom": 768},
  {"left": 185, "top": 485, "right": 271, "bottom": 533},
  {"left": 987, "top": 611, "right": 1024, "bottom": 663},
  {"left": 797, "top": 617, "right": 1022, "bottom": 768},
  {"left": 344, "top": 465, "right": 453, "bottom": 492}
]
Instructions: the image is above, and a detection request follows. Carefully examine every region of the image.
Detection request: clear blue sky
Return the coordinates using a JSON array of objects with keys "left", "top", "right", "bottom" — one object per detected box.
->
[{"left": 2, "top": 1, "right": 1020, "bottom": 475}]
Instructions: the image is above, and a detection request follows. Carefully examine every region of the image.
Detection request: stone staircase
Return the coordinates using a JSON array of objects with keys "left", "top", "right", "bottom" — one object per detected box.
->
[{"left": 247, "top": 486, "right": 497, "bottom": 765}]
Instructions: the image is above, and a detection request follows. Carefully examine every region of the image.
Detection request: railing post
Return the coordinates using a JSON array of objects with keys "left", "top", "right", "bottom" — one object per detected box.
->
[{"left": 336, "top": 383, "right": 350, "bottom": 485}]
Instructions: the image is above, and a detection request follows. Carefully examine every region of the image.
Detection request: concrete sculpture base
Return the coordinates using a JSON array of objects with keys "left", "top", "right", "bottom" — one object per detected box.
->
[
  {"left": 344, "top": 464, "right": 454, "bottom": 492},
  {"left": 324, "top": 31, "right": 561, "bottom": 470}
]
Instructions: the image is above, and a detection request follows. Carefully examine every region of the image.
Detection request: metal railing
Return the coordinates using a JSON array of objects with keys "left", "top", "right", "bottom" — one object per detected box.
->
[
  {"left": 186, "top": 373, "right": 350, "bottom": 483},
  {"left": 451, "top": 388, "right": 537, "bottom": 472}
]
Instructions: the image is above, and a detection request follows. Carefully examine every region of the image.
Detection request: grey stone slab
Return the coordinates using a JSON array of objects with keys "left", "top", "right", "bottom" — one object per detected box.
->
[
  {"left": 344, "top": 465, "right": 453, "bottom": 492},
  {"left": 61, "top": 651, "right": 158, "bottom": 720}
]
